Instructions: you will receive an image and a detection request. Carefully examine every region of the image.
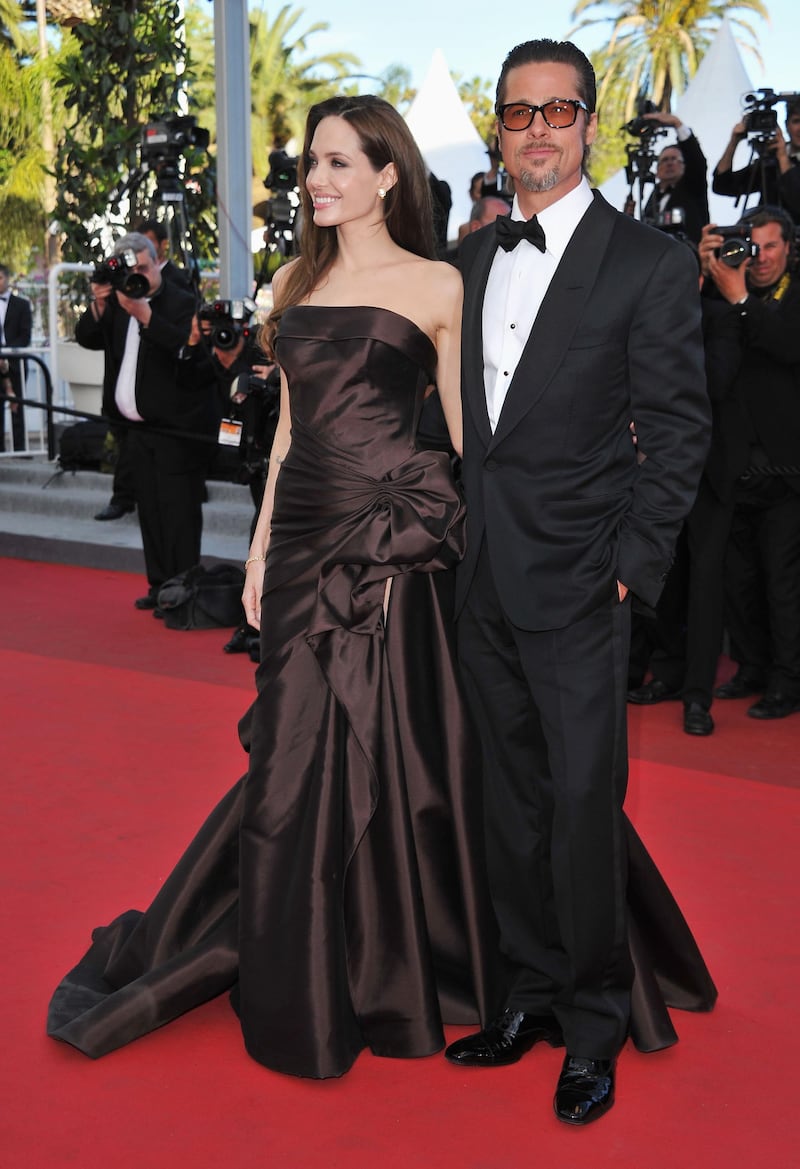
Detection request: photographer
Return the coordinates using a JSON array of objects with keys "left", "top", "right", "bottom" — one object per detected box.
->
[
  {"left": 190, "top": 300, "right": 279, "bottom": 508},
  {"left": 0, "top": 263, "right": 32, "bottom": 452},
  {"left": 640, "top": 112, "right": 709, "bottom": 244},
  {"left": 713, "top": 97, "right": 800, "bottom": 222},
  {"left": 77, "top": 232, "right": 217, "bottom": 610},
  {"left": 182, "top": 301, "right": 279, "bottom": 657},
  {"left": 698, "top": 207, "right": 800, "bottom": 720}
]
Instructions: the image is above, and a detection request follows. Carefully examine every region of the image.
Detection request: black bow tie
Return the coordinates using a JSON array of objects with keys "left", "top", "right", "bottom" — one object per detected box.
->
[{"left": 495, "top": 214, "right": 546, "bottom": 253}]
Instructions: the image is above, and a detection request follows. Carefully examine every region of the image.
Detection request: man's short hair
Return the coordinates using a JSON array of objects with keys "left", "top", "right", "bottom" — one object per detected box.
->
[
  {"left": 741, "top": 204, "right": 795, "bottom": 243},
  {"left": 134, "top": 218, "right": 168, "bottom": 243},
  {"left": 495, "top": 39, "right": 597, "bottom": 114},
  {"left": 785, "top": 98, "right": 800, "bottom": 120},
  {"left": 114, "top": 232, "right": 157, "bottom": 262},
  {"left": 0, "top": 263, "right": 9, "bottom": 279}
]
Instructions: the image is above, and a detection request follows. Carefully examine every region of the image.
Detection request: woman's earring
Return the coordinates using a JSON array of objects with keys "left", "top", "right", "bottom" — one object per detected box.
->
[{"left": 378, "top": 187, "right": 386, "bottom": 200}]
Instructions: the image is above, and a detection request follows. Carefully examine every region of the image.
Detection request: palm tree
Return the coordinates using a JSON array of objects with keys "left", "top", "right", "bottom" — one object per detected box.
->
[
  {"left": 249, "top": 3, "right": 360, "bottom": 157},
  {"left": 570, "top": 0, "right": 768, "bottom": 115}
]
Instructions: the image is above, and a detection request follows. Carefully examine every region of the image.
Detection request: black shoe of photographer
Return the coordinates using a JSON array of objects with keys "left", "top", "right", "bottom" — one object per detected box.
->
[
  {"left": 95, "top": 501, "right": 134, "bottom": 521},
  {"left": 747, "top": 693, "right": 800, "bottom": 720},
  {"left": 627, "top": 678, "right": 681, "bottom": 705},
  {"left": 714, "top": 670, "right": 765, "bottom": 700},
  {"left": 223, "top": 625, "right": 252, "bottom": 654},
  {"left": 683, "top": 702, "right": 714, "bottom": 736}
]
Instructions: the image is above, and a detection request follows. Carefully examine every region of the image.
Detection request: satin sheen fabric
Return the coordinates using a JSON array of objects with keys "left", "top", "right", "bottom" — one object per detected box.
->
[{"left": 47, "top": 307, "right": 715, "bottom": 1077}]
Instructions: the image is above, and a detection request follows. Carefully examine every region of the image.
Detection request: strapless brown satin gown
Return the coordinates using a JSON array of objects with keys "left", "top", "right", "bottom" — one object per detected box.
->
[{"left": 47, "top": 307, "right": 715, "bottom": 1078}]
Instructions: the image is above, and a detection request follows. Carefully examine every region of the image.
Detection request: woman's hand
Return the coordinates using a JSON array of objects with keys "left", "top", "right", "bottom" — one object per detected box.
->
[{"left": 242, "top": 559, "right": 267, "bottom": 630}]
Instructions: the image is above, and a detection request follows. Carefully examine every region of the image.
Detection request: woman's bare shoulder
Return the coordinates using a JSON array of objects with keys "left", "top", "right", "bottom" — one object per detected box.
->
[{"left": 270, "top": 257, "right": 301, "bottom": 299}]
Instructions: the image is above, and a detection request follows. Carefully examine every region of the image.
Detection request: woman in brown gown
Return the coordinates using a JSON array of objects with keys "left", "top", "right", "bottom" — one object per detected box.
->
[{"left": 47, "top": 96, "right": 715, "bottom": 1079}]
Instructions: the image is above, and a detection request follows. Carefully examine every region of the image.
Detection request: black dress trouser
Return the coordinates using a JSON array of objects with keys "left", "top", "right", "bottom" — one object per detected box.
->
[{"left": 457, "top": 540, "right": 633, "bottom": 1059}]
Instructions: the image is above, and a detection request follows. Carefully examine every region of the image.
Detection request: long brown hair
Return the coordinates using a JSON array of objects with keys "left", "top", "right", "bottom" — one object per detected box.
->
[{"left": 263, "top": 95, "right": 435, "bottom": 352}]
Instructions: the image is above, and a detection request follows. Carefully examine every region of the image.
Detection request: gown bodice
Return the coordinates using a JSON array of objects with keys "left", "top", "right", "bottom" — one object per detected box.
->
[{"left": 275, "top": 305, "right": 438, "bottom": 472}]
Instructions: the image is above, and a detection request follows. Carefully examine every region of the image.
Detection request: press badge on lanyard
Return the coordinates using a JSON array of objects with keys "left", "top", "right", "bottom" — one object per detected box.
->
[{"left": 218, "top": 418, "right": 243, "bottom": 447}]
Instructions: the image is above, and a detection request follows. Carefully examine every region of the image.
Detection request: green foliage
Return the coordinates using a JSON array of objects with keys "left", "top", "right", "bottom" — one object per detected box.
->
[
  {"left": 249, "top": 3, "right": 360, "bottom": 166},
  {"left": 53, "top": 0, "right": 217, "bottom": 263},
  {"left": 0, "top": 40, "right": 49, "bottom": 269},
  {"left": 570, "top": 0, "right": 768, "bottom": 114},
  {"left": 456, "top": 74, "right": 497, "bottom": 146}
]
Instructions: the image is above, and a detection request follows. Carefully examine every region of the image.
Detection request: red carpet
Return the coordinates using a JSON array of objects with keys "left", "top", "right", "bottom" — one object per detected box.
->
[{"left": 2, "top": 558, "right": 798, "bottom": 1168}]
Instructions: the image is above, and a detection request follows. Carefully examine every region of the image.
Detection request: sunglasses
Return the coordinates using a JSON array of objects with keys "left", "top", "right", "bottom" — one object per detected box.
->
[{"left": 497, "top": 99, "right": 589, "bottom": 132}]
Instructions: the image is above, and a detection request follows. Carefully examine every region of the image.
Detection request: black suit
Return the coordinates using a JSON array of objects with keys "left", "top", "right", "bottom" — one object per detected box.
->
[
  {"left": 713, "top": 154, "right": 800, "bottom": 223},
  {"left": 456, "top": 191, "right": 710, "bottom": 1057},
  {"left": 76, "top": 279, "right": 216, "bottom": 592},
  {"left": 107, "top": 259, "right": 198, "bottom": 512},
  {"left": 703, "top": 277, "right": 800, "bottom": 696},
  {"left": 0, "top": 291, "right": 33, "bottom": 451},
  {"left": 643, "top": 132, "right": 709, "bottom": 244}
]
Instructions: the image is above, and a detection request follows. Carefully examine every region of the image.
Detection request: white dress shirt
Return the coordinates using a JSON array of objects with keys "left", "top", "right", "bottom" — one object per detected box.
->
[
  {"left": 483, "top": 178, "right": 594, "bottom": 431},
  {"left": 115, "top": 314, "right": 145, "bottom": 422}
]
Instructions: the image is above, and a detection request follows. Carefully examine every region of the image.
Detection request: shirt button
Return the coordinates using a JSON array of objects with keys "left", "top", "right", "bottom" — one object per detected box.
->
[
  {"left": 510, "top": 322, "right": 516, "bottom": 329},
  {"left": 503, "top": 370, "right": 509, "bottom": 377}
]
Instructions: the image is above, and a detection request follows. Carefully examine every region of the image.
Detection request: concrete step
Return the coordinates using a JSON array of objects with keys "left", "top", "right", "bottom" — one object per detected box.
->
[{"left": 0, "top": 455, "right": 255, "bottom": 572}]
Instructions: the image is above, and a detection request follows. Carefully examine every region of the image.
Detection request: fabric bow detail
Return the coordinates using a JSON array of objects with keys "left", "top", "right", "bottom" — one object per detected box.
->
[{"left": 495, "top": 213, "right": 546, "bottom": 253}]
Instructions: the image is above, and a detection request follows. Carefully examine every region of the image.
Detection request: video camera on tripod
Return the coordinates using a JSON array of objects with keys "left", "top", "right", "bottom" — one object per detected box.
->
[
  {"left": 621, "top": 98, "right": 669, "bottom": 216},
  {"left": 141, "top": 115, "right": 210, "bottom": 184},
  {"left": 741, "top": 89, "right": 800, "bottom": 150},
  {"left": 263, "top": 149, "right": 301, "bottom": 256}
]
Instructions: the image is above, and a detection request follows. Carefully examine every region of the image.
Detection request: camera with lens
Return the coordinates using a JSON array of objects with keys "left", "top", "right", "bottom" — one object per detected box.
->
[
  {"left": 740, "top": 89, "right": 800, "bottom": 145},
  {"left": 652, "top": 207, "right": 686, "bottom": 233},
  {"left": 622, "top": 98, "right": 659, "bottom": 138},
  {"left": 265, "top": 149, "right": 299, "bottom": 192},
  {"left": 141, "top": 114, "right": 210, "bottom": 167},
  {"left": 91, "top": 248, "right": 150, "bottom": 299},
  {"left": 715, "top": 224, "right": 760, "bottom": 268},
  {"left": 198, "top": 297, "right": 257, "bottom": 350},
  {"left": 224, "top": 364, "right": 280, "bottom": 485}
]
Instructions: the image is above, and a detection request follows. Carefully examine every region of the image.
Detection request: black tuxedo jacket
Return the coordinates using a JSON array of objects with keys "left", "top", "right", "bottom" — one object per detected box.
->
[
  {"left": 1, "top": 292, "right": 32, "bottom": 349},
  {"left": 75, "top": 278, "right": 214, "bottom": 439},
  {"left": 1, "top": 292, "right": 33, "bottom": 402},
  {"left": 456, "top": 191, "right": 711, "bottom": 631},
  {"left": 642, "top": 132, "right": 709, "bottom": 244}
]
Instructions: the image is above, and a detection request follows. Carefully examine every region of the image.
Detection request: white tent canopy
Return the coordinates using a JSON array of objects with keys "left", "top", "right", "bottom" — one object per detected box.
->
[
  {"left": 405, "top": 49, "right": 490, "bottom": 240},
  {"left": 600, "top": 18, "right": 756, "bottom": 226}
]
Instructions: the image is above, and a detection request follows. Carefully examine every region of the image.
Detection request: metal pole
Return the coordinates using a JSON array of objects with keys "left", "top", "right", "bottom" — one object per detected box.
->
[
  {"left": 213, "top": 0, "right": 253, "bottom": 298},
  {"left": 47, "top": 262, "right": 94, "bottom": 409}
]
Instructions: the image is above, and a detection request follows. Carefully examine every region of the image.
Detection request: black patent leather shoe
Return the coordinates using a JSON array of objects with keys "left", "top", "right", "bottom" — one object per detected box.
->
[
  {"left": 626, "top": 678, "right": 681, "bottom": 705},
  {"left": 747, "top": 693, "right": 800, "bottom": 720},
  {"left": 94, "top": 502, "right": 134, "bottom": 521},
  {"left": 683, "top": 702, "right": 714, "bottom": 736},
  {"left": 554, "top": 1054, "right": 615, "bottom": 1126},
  {"left": 714, "top": 671, "right": 765, "bottom": 700},
  {"left": 444, "top": 1009, "right": 563, "bottom": 1067},
  {"left": 134, "top": 592, "right": 159, "bottom": 610}
]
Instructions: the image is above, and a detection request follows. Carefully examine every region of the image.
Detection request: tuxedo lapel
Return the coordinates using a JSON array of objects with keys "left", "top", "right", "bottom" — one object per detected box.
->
[
  {"left": 489, "top": 193, "right": 617, "bottom": 450},
  {"left": 461, "top": 229, "right": 497, "bottom": 445}
]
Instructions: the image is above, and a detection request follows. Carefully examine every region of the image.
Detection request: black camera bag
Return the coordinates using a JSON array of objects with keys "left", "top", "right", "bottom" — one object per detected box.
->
[{"left": 157, "top": 563, "right": 245, "bottom": 631}]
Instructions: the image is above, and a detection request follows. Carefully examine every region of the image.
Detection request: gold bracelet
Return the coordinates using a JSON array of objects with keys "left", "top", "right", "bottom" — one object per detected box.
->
[{"left": 244, "top": 554, "right": 266, "bottom": 568}]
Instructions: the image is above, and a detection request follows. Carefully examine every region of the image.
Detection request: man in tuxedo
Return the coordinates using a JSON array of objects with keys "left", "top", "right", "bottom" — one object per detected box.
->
[
  {"left": 640, "top": 112, "right": 709, "bottom": 244},
  {"left": 0, "top": 263, "right": 33, "bottom": 452},
  {"left": 77, "top": 233, "right": 216, "bottom": 609},
  {"left": 445, "top": 39, "right": 710, "bottom": 1125}
]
